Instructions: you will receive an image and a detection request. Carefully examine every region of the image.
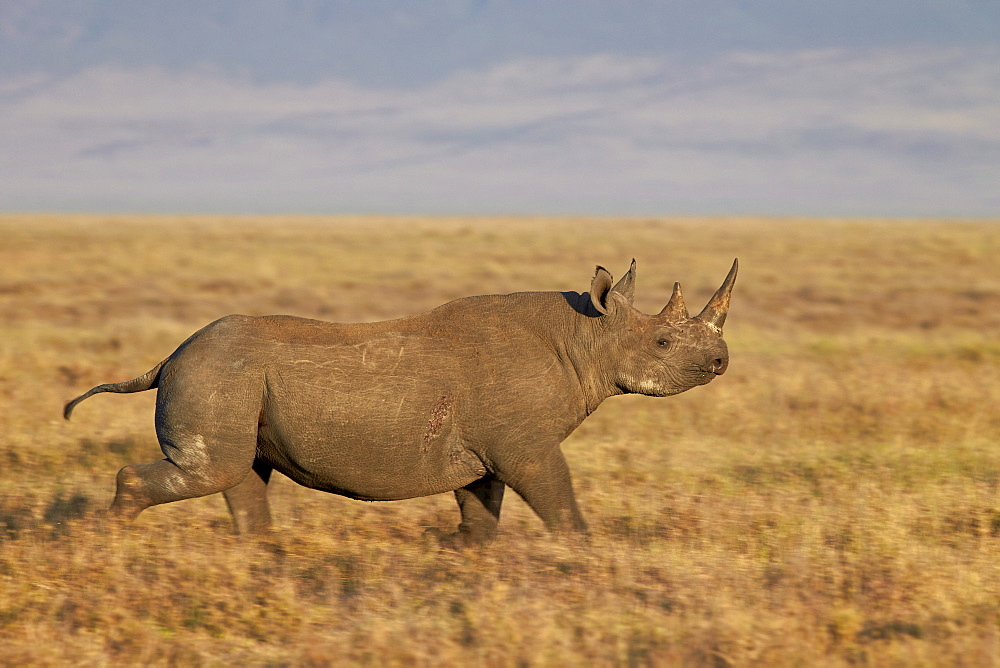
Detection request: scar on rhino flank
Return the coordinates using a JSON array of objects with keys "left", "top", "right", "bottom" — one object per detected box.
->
[{"left": 422, "top": 396, "right": 450, "bottom": 451}]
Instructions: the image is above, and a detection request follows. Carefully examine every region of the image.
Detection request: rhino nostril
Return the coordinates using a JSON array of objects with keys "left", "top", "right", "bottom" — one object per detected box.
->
[{"left": 712, "top": 357, "right": 728, "bottom": 375}]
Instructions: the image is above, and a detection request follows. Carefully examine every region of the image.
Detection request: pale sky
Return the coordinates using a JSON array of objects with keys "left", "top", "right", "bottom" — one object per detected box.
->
[{"left": 2, "top": 1, "right": 998, "bottom": 217}]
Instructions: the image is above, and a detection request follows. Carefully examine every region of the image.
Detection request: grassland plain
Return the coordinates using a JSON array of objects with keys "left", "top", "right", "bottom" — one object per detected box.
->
[{"left": 1, "top": 214, "right": 999, "bottom": 665}]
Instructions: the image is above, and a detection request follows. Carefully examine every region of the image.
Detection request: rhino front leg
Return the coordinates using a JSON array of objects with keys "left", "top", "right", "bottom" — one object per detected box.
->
[
  {"left": 223, "top": 459, "right": 273, "bottom": 534},
  {"left": 495, "top": 446, "right": 589, "bottom": 535},
  {"left": 453, "top": 474, "right": 505, "bottom": 546}
]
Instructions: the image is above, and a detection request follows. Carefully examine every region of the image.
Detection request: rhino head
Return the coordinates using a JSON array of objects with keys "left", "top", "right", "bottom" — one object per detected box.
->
[{"left": 584, "top": 259, "right": 737, "bottom": 398}]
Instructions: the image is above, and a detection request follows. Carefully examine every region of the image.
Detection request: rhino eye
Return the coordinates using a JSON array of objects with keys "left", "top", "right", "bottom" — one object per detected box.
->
[{"left": 656, "top": 338, "right": 670, "bottom": 348}]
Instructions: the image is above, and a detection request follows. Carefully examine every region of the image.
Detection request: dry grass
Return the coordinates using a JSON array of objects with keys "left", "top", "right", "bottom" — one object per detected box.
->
[{"left": 1, "top": 213, "right": 999, "bottom": 665}]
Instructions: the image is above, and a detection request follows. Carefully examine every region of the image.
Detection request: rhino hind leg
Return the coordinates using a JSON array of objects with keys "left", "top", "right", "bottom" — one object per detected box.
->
[
  {"left": 452, "top": 474, "right": 505, "bottom": 546},
  {"left": 108, "top": 423, "right": 256, "bottom": 523},
  {"left": 109, "top": 457, "right": 250, "bottom": 522},
  {"left": 223, "top": 459, "right": 273, "bottom": 534}
]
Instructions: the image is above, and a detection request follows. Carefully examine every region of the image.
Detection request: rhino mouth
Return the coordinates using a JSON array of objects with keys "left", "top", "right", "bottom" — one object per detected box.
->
[{"left": 694, "top": 364, "right": 725, "bottom": 385}]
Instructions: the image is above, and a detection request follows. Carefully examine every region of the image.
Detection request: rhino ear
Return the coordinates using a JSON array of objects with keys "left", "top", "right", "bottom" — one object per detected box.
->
[
  {"left": 589, "top": 265, "right": 614, "bottom": 315},
  {"left": 610, "top": 259, "right": 636, "bottom": 304}
]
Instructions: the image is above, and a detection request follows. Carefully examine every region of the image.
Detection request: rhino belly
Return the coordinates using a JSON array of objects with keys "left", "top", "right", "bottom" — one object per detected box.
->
[{"left": 257, "top": 404, "right": 487, "bottom": 501}]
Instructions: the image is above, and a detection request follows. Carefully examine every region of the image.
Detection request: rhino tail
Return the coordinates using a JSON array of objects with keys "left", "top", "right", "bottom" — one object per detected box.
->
[{"left": 63, "top": 358, "right": 167, "bottom": 420}]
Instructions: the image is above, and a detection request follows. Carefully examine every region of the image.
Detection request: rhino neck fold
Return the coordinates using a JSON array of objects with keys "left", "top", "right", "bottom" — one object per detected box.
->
[
  {"left": 492, "top": 291, "right": 614, "bottom": 419},
  {"left": 561, "top": 313, "right": 624, "bottom": 416}
]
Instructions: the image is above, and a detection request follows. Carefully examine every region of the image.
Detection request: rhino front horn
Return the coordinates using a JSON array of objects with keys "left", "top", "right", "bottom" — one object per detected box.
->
[{"left": 696, "top": 258, "right": 738, "bottom": 330}]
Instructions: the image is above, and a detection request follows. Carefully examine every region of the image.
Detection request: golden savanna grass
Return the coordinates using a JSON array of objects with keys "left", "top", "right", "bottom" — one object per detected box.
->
[{"left": 1, "top": 214, "right": 999, "bottom": 665}]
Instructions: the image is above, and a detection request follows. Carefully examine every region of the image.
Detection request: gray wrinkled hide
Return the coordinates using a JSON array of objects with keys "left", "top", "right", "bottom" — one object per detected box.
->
[{"left": 65, "top": 260, "right": 737, "bottom": 545}]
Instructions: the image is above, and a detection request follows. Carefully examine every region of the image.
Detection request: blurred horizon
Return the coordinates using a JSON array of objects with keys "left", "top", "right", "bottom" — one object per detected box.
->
[{"left": 2, "top": 1, "right": 999, "bottom": 217}]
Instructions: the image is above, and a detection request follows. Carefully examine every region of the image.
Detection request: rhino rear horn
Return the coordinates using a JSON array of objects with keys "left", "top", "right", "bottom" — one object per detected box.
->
[
  {"left": 695, "top": 258, "right": 738, "bottom": 330},
  {"left": 657, "top": 281, "right": 689, "bottom": 320}
]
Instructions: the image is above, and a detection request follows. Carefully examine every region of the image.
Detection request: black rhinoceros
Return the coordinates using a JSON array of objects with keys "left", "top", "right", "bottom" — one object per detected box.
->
[{"left": 65, "top": 259, "right": 737, "bottom": 545}]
